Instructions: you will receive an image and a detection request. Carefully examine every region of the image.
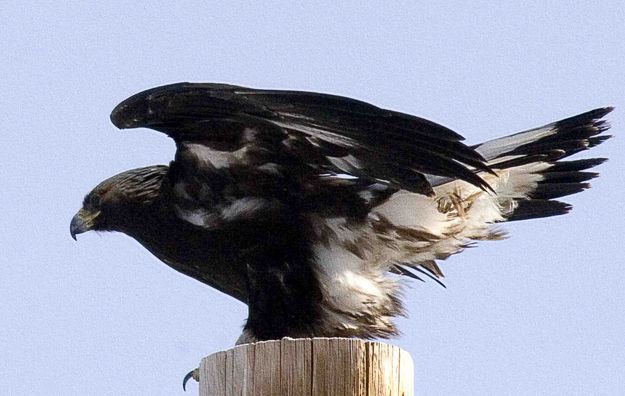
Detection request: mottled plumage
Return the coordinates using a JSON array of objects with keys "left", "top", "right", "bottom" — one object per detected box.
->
[{"left": 71, "top": 83, "right": 612, "bottom": 343}]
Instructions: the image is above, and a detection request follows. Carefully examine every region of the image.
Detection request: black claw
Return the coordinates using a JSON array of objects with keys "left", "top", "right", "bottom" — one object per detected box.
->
[{"left": 183, "top": 369, "right": 198, "bottom": 391}]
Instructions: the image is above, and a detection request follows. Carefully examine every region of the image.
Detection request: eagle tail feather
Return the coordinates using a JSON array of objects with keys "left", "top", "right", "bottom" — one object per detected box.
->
[{"left": 475, "top": 107, "right": 612, "bottom": 222}]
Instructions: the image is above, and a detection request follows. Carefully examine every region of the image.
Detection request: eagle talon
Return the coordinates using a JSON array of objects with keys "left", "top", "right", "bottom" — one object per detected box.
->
[{"left": 182, "top": 368, "right": 199, "bottom": 391}]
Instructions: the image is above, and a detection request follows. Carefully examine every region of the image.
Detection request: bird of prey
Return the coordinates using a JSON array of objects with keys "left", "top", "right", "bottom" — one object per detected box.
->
[{"left": 70, "top": 83, "right": 612, "bottom": 345}]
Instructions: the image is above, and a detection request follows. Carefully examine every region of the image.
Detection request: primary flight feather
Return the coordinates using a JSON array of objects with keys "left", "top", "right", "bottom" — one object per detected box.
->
[{"left": 71, "top": 83, "right": 612, "bottom": 344}]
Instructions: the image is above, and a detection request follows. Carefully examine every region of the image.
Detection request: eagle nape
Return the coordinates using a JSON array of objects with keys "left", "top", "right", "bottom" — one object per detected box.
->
[{"left": 71, "top": 82, "right": 613, "bottom": 344}]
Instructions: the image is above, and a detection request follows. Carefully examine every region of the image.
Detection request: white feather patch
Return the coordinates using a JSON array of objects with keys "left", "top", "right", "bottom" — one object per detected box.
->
[
  {"left": 327, "top": 154, "right": 363, "bottom": 173},
  {"left": 475, "top": 125, "right": 558, "bottom": 159},
  {"left": 174, "top": 205, "right": 212, "bottom": 227},
  {"left": 220, "top": 197, "right": 271, "bottom": 221},
  {"left": 373, "top": 191, "right": 449, "bottom": 235},
  {"left": 185, "top": 143, "right": 249, "bottom": 169},
  {"left": 312, "top": 241, "right": 393, "bottom": 319}
]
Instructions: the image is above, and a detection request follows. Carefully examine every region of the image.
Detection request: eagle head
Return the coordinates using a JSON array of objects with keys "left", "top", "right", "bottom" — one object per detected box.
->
[{"left": 70, "top": 166, "right": 168, "bottom": 240}]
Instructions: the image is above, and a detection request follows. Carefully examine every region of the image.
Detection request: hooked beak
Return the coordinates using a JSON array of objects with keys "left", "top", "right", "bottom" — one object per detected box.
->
[{"left": 70, "top": 209, "right": 98, "bottom": 240}]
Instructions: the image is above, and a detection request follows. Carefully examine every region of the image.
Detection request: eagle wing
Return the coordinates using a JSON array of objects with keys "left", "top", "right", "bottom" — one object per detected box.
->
[{"left": 110, "top": 82, "right": 492, "bottom": 196}]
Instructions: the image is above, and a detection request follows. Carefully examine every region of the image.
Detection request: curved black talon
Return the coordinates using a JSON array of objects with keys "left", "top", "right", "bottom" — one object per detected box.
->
[{"left": 183, "top": 368, "right": 198, "bottom": 391}]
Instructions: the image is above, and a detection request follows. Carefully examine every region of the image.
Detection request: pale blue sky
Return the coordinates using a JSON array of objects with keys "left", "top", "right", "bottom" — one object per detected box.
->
[{"left": 2, "top": 2, "right": 624, "bottom": 395}]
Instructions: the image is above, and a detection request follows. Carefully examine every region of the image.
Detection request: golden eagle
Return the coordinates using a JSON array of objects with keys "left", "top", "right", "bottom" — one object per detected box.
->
[{"left": 71, "top": 83, "right": 612, "bottom": 344}]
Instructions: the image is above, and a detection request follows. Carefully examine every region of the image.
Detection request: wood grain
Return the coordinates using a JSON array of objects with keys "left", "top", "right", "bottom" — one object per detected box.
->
[{"left": 198, "top": 338, "right": 413, "bottom": 396}]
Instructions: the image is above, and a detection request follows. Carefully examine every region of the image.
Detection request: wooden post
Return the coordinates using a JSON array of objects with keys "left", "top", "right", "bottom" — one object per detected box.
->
[{"left": 198, "top": 338, "right": 414, "bottom": 396}]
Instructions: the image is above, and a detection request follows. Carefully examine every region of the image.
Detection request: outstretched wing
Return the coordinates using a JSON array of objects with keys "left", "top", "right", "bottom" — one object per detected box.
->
[{"left": 110, "top": 82, "right": 492, "bottom": 196}]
